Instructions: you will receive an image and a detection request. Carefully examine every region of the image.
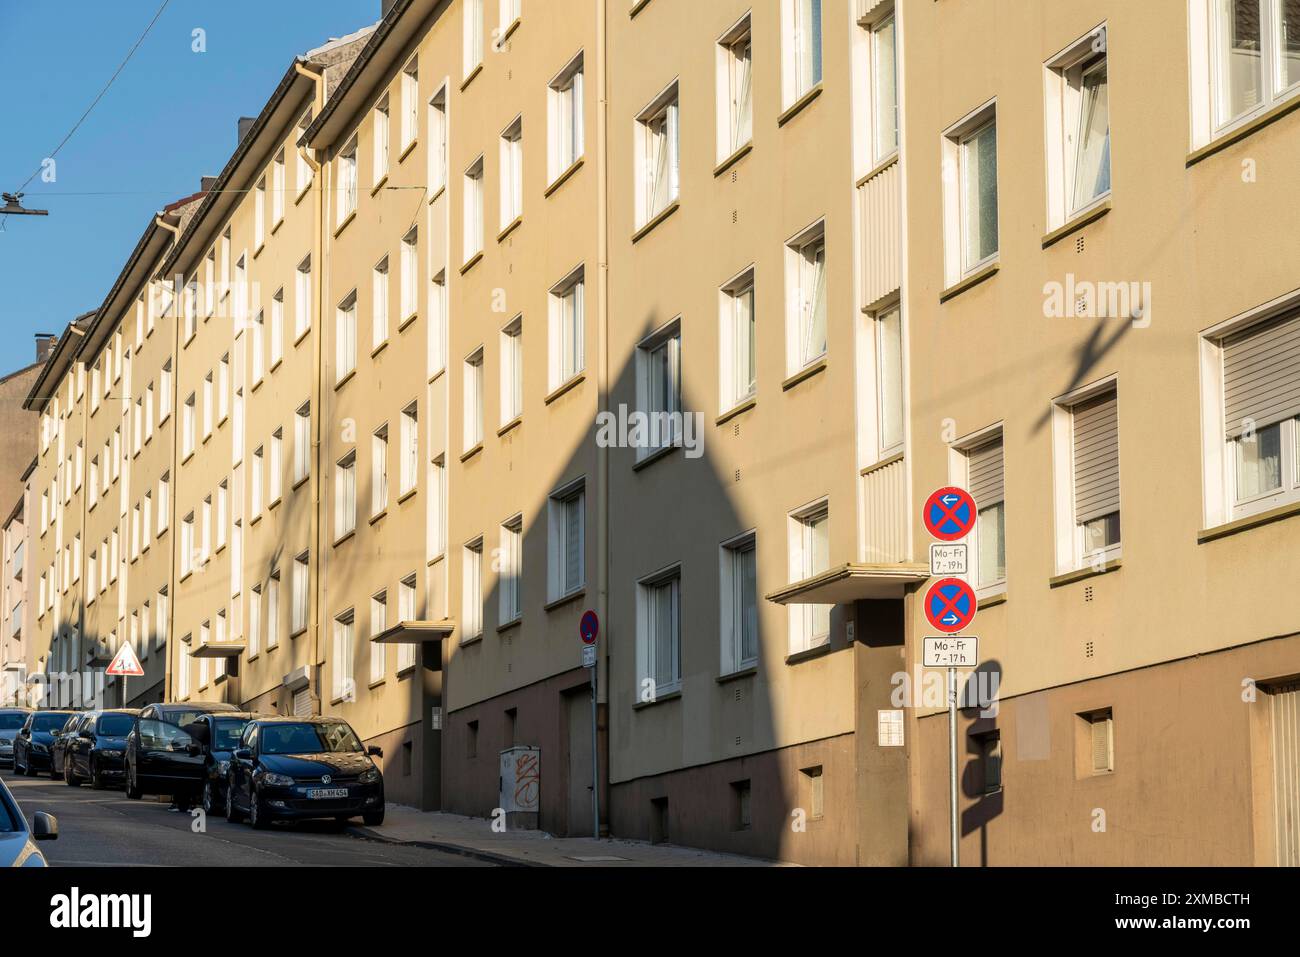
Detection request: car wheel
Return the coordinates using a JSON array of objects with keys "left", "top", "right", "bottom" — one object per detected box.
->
[
  {"left": 125, "top": 761, "right": 141, "bottom": 800},
  {"left": 362, "top": 808, "right": 385, "bottom": 827},
  {"left": 225, "top": 782, "right": 244, "bottom": 823},
  {"left": 24, "top": 756, "right": 36, "bottom": 777},
  {"left": 64, "top": 758, "right": 80, "bottom": 787},
  {"left": 249, "top": 787, "right": 270, "bottom": 830},
  {"left": 202, "top": 780, "right": 219, "bottom": 815}
]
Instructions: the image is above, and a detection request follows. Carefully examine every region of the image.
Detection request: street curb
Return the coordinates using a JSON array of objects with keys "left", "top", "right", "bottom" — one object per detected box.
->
[{"left": 345, "top": 825, "right": 550, "bottom": 867}]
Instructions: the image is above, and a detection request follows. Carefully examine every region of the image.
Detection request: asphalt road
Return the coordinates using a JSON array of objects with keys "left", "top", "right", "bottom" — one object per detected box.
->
[{"left": 3, "top": 765, "right": 491, "bottom": 867}]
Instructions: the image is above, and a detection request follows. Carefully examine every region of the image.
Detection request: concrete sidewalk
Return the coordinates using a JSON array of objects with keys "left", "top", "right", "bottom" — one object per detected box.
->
[{"left": 348, "top": 805, "right": 793, "bottom": 867}]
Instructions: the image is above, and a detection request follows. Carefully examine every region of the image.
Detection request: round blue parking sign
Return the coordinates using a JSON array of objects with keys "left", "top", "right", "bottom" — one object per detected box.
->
[{"left": 580, "top": 610, "right": 599, "bottom": 644}]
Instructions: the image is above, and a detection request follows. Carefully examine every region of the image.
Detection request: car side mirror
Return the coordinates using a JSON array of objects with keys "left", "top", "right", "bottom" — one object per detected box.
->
[
  {"left": 32, "top": 812, "right": 59, "bottom": 841},
  {"left": 185, "top": 742, "right": 201, "bottom": 756},
  {"left": 233, "top": 748, "right": 252, "bottom": 762},
  {"left": 367, "top": 745, "right": 383, "bottom": 758}
]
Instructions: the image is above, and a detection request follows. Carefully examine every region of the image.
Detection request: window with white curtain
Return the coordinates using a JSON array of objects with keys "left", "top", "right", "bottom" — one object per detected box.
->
[
  {"left": 500, "top": 116, "right": 523, "bottom": 228},
  {"left": 786, "top": 221, "right": 826, "bottom": 372},
  {"left": 788, "top": 501, "right": 830, "bottom": 653},
  {"left": 339, "top": 139, "right": 358, "bottom": 223},
  {"left": 637, "top": 567, "right": 681, "bottom": 696},
  {"left": 636, "top": 83, "right": 680, "bottom": 228},
  {"left": 464, "top": 349, "right": 484, "bottom": 451},
  {"left": 783, "top": 0, "right": 823, "bottom": 107},
  {"left": 548, "top": 480, "right": 585, "bottom": 600},
  {"left": 718, "top": 15, "right": 753, "bottom": 160},
  {"left": 548, "top": 53, "right": 584, "bottom": 182},
  {"left": 336, "top": 451, "right": 357, "bottom": 539},
  {"left": 336, "top": 291, "right": 358, "bottom": 383},
  {"left": 372, "top": 424, "right": 389, "bottom": 515},
  {"left": 720, "top": 269, "right": 756, "bottom": 410},
  {"left": 463, "top": 158, "right": 484, "bottom": 263},
  {"left": 370, "top": 591, "right": 387, "bottom": 683},
  {"left": 636, "top": 321, "right": 681, "bottom": 460},
  {"left": 463, "top": 538, "right": 484, "bottom": 640},
  {"left": 400, "top": 401, "right": 419, "bottom": 495},
  {"left": 548, "top": 267, "right": 585, "bottom": 390},
  {"left": 373, "top": 256, "right": 389, "bottom": 348},
  {"left": 401, "top": 57, "right": 419, "bottom": 149},
  {"left": 721, "top": 533, "right": 758, "bottom": 674},
  {"left": 499, "top": 515, "right": 522, "bottom": 623},
  {"left": 373, "top": 97, "right": 390, "bottom": 185},
  {"left": 500, "top": 316, "right": 523, "bottom": 424},
  {"left": 401, "top": 227, "right": 418, "bottom": 321}
]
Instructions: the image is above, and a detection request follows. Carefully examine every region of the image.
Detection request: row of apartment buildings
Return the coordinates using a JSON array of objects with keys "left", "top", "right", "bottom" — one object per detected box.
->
[{"left": 5, "top": 0, "right": 1298, "bottom": 865}]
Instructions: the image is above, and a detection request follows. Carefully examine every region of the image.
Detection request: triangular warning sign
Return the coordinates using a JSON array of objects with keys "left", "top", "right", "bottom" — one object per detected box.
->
[{"left": 105, "top": 642, "right": 144, "bottom": 677}]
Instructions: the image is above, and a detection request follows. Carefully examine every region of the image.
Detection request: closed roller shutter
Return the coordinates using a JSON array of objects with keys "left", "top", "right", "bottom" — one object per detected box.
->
[
  {"left": 967, "top": 437, "right": 1004, "bottom": 508},
  {"left": 1223, "top": 312, "right": 1300, "bottom": 438},
  {"left": 292, "top": 688, "right": 312, "bottom": 717},
  {"left": 1072, "top": 391, "right": 1119, "bottom": 524}
]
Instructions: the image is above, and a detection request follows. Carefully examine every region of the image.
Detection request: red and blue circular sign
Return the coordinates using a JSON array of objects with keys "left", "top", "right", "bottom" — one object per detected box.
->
[
  {"left": 580, "top": 610, "right": 599, "bottom": 645},
  {"left": 923, "top": 487, "right": 978, "bottom": 542},
  {"left": 924, "top": 578, "right": 977, "bottom": 634}
]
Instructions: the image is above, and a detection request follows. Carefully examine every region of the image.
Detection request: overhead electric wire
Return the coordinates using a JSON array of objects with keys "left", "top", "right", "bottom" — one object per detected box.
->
[{"left": 12, "top": 0, "right": 172, "bottom": 194}]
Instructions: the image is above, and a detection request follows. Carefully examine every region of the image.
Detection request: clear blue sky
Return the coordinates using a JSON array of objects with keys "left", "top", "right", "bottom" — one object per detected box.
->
[{"left": 0, "top": 0, "right": 379, "bottom": 375}]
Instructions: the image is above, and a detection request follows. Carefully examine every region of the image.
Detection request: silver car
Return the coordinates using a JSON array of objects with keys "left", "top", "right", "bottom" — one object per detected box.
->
[
  {"left": 0, "top": 709, "right": 30, "bottom": 767},
  {"left": 0, "top": 773, "right": 58, "bottom": 867}
]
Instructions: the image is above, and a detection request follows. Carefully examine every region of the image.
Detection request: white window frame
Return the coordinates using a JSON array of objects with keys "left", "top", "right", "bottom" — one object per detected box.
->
[
  {"left": 634, "top": 80, "right": 681, "bottom": 229},
  {"left": 547, "top": 478, "right": 586, "bottom": 602},
  {"left": 339, "top": 137, "right": 358, "bottom": 224},
  {"left": 335, "top": 450, "right": 357, "bottom": 540},
  {"left": 373, "top": 256, "right": 390, "bottom": 349},
  {"left": 464, "top": 0, "right": 484, "bottom": 78},
  {"left": 636, "top": 564, "right": 683, "bottom": 697},
  {"left": 336, "top": 290, "right": 358, "bottom": 384},
  {"left": 400, "top": 401, "right": 419, "bottom": 496},
  {"left": 781, "top": 0, "right": 823, "bottom": 108},
  {"left": 463, "top": 156, "right": 485, "bottom": 264},
  {"left": 428, "top": 85, "right": 448, "bottom": 197},
  {"left": 785, "top": 219, "right": 827, "bottom": 374},
  {"left": 499, "top": 115, "right": 524, "bottom": 229},
  {"left": 720, "top": 530, "right": 759, "bottom": 676},
  {"left": 464, "top": 348, "right": 485, "bottom": 451},
  {"left": 548, "top": 52, "right": 585, "bottom": 184},
  {"left": 548, "top": 265, "right": 585, "bottom": 391},
  {"left": 787, "top": 499, "right": 831, "bottom": 654},
  {"left": 941, "top": 100, "right": 999, "bottom": 285},
  {"left": 948, "top": 423, "right": 1007, "bottom": 598},
  {"left": 716, "top": 13, "right": 754, "bottom": 162},
  {"left": 719, "top": 266, "right": 756, "bottom": 412},
  {"left": 499, "top": 514, "right": 523, "bottom": 625},
  {"left": 372, "top": 423, "right": 389, "bottom": 516},
  {"left": 1050, "top": 376, "right": 1121, "bottom": 574},
  {"left": 373, "top": 97, "right": 390, "bottom": 187},
  {"left": 462, "top": 537, "right": 484, "bottom": 641},
  {"left": 401, "top": 57, "right": 419, "bottom": 151},
  {"left": 1044, "top": 26, "right": 1112, "bottom": 231},
  {"left": 500, "top": 315, "right": 523, "bottom": 425},
  {"left": 635, "top": 318, "right": 682, "bottom": 461}
]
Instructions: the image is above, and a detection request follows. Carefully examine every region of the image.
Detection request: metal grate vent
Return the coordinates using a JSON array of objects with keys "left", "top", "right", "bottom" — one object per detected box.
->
[
  {"left": 1084, "top": 585, "right": 1094, "bottom": 602},
  {"left": 1076, "top": 235, "right": 1085, "bottom": 254},
  {"left": 1085, "top": 640, "right": 1095, "bottom": 658}
]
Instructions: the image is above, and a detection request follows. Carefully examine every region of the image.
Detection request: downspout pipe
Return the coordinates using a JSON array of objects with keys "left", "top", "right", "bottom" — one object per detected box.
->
[
  {"left": 594, "top": 0, "right": 610, "bottom": 837},
  {"left": 295, "top": 60, "right": 327, "bottom": 714},
  {"left": 154, "top": 213, "right": 181, "bottom": 702}
]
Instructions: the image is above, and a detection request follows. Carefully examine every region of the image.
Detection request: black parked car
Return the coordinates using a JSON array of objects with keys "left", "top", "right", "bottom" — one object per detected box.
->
[
  {"left": 124, "top": 701, "right": 240, "bottom": 806},
  {"left": 12, "top": 711, "right": 77, "bottom": 776},
  {"left": 49, "top": 712, "right": 88, "bottom": 779},
  {"left": 226, "top": 717, "right": 385, "bottom": 829},
  {"left": 0, "top": 708, "right": 32, "bottom": 767},
  {"left": 61, "top": 709, "right": 140, "bottom": 789},
  {"left": 181, "top": 711, "right": 258, "bottom": 815}
]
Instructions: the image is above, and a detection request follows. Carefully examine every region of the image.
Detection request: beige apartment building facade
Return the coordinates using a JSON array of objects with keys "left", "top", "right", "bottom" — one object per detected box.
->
[{"left": 10, "top": 0, "right": 1298, "bottom": 867}]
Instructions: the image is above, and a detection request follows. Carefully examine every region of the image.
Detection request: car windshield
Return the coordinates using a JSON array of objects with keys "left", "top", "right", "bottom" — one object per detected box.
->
[
  {"left": 259, "top": 722, "right": 364, "bottom": 755},
  {"left": 213, "top": 718, "right": 249, "bottom": 750},
  {"left": 0, "top": 714, "right": 26, "bottom": 731},
  {"left": 97, "top": 714, "right": 135, "bottom": 736},
  {"left": 161, "top": 709, "right": 210, "bottom": 728},
  {"left": 33, "top": 713, "right": 72, "bottom": 732}
]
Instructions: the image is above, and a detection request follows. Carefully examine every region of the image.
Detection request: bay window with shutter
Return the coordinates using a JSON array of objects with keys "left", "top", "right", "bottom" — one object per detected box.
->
[
  {"left": 961, "top": 432, "right": 1005, "bottom": 593},
  {"left": 1204, "top": 305, "right": 1300, "bottom": 523}
]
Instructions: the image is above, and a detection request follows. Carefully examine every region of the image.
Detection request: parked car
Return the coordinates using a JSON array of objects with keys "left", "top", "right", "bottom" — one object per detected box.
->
[
  {"left": 12, "top": 711, "right": 77, "bottom": 777},
  {"left": 0, "top": 774, "right": 57, "bottom": 867},
  {"left": 123, "top": 702, "right": 239, "bottom": 805},
  {"left": 0, "top": 708, "right": 31, "bottom": 768},
  {"left": 62, "top": 709, "right": 140, "bottom": 789},
  {"left": 180, "top": 711, "right": 258, "bottom": 814},
  {"left": 226, "top": 716, "right": 385, "bottom": 829},
  {"left": 48, "top": 713, "right": 88, "bottom": 779}
]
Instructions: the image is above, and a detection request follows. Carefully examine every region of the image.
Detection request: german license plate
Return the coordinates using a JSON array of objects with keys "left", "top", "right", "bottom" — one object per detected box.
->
[{"left": 307, "top": 788, "right": 349, "bottom": 799}]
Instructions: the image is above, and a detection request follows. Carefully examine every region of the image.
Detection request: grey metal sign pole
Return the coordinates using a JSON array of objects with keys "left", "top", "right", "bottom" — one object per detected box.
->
[
  {"left": 949, "top": 665, "right": 958, "bottom": 867},
  {"left": 590, "top": 660, "right": 599, "bottom": 839}
]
